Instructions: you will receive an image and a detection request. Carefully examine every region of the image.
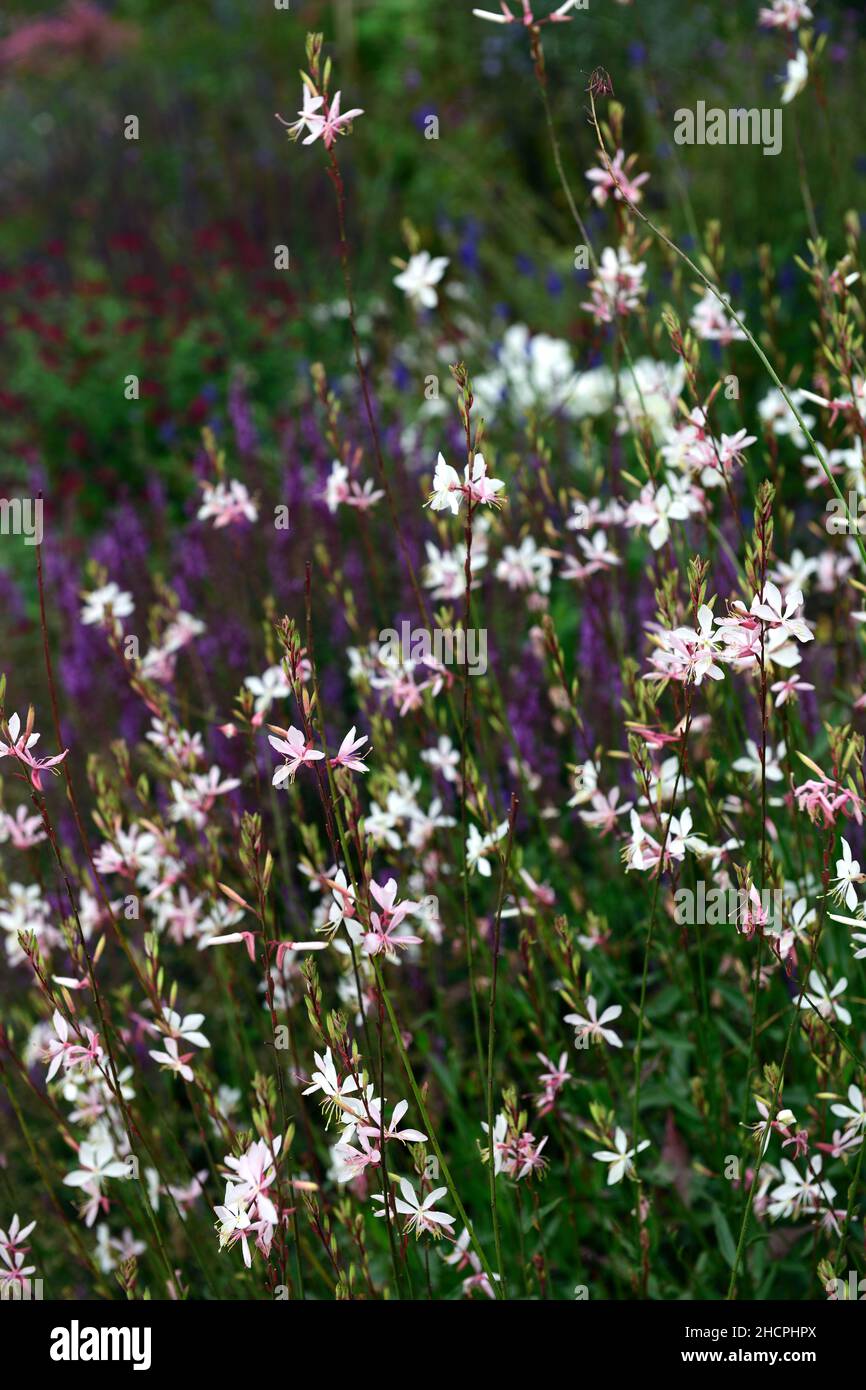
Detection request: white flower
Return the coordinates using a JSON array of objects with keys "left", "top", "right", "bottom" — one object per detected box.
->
[
  {"left": 393, "top": 252, "right": 449, "bottom": 309},
  {"left": 563, "top": 996, "right": 623, "bottom": 1048},
  {"left": 495, "top": 536, "right": 552, "bottom": 595},
  {"left": 799, "top": 972, "right": 851, "bottom": 1027},
  {"left": 617, "top": 358, "right": 687, "bottom": 441},
  {"left": 689, "top": 289, "right": 747, "bottom": 345},
  {"left": 198, "top": 479, "right": 258, "bottom": 528},
  {"left": 666, "top": 808, "right": 707, "bottom": 859},
  {"left": 750, "top": 582, "right": 813, "bottom": 645},
  {"left": 471, "top": 323, "right": 584, "bottom": 422},
  {"left": 64, "top": 1140, "right": 128, "bottom": 1191},
  {"left": 0, "top": 1213, "right": 36, "bottom": 1247},
  {"left": 732, "top": 739, "right": 786, "bottom": 785},
  {"left": 781, "top": 49, "right": 808, "bottom": 105},
  {"left": 481, "top": 1113, "right": 509, "bottom": 1175},
  {"left": 569, "top": 366, "right": 616, "bottom": 420},
  {"left": 768, "top": 1155, "right": 834, "bottom": 1219},
  {"left": 831, "top": 1085, "right": 866, "bottom": 1134},
  {"left": 420, "top": 735, "right": 461, "bottom": 784},
  {"left": 283, "top": 85, "right": 325, "bottom": 142},
  {"left": 373, "top": 1177, "right": 455, "bottom": 1239},
  {"left": 583, "top": 245, "right": 646, "bottom": 323},
  {"left": 81, "top": 582, "right": 134, "bottom": 628},
  {"left": 592, "top": 1128, "right": 650, "bottom": 1184},
  {"left": 423, "top": 532, "right": 488, "bottom": 601},
  {"left": 302, "top": 1046, "right": 361, "bottom": 1127},
  {"left": 747, "top": 1097, "right": 798, "bottom": 1156},
  {"left": 770, "top": 548, "right": 819, "bottom": 595},
  {"left": 629, "top": 483, "right": 691, "bottom": 550},
  {"left": 567, "top": 760, "right": 600, "bottom": 808},
  {"left": 831, "top": 838, "right": 862, "bottom": 912},
  {"left": 149, "top": 1036, "right": 196, "bottom": 1083},
  {"left": 466, "top": 820, "right": 508, "bottom": 877},
  {"left": 244, "top": 666, "right": 291, "bottom": 715},
  {"left": 213, "top": 1188, "right": 256, "bottom": 1267},
  {"left": 361, "top": 1098, "right": 427, "bottom": 1145},
  {"left": 161, "top": 1008, "right": 210, "bottom": 1049},
  {"left": 758, "top": 387, "right": 815, "bottom": 449},
  {"left": 578, "top": 786, "right": 633, "bottom": 832},
  {"left": 428, "top": 453, "right": 463, "bottom": 514}
]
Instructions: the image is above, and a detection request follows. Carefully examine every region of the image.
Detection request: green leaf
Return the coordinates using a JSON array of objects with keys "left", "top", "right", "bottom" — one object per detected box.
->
[{"left": 711, "top": 1204, "right": 738, "bottom": 1268}]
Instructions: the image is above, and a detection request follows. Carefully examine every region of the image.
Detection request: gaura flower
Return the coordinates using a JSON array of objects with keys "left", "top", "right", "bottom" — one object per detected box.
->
[
  {"left": 563, "top": 996, "right": 623, "bottom": 1048},
  {"left": 0, "top": 710, "right": 69, "bottom": 790},
  {"left": 473, "top": 1, "right": 581, "bottom": 24},
  {"left": 393, "top": 251, "right": 450, "bottom": 309},
  {"left": 427, "top": 453, "right": 505, "bottom": 514},
  {"left": 268, "top": 727, "right": 325, "bottom": 785},
  {"left": 372, "top": 1177, "right": 456, "bottom": 1239},
  {"left": 592, "top": 1128, "right": 650, "bottom": 1184},
  {"left": 277, "top": 88, "right": 363, "bottom": 149}
]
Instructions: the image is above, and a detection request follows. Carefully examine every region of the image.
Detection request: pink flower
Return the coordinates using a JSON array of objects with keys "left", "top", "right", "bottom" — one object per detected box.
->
[
  {"left": 279, "top": 89, "right": 363, "bottom": 150},
  {"left": 203, "top": 930, "right": 258, "bottom": 961},
  {"left": 273, "top": 938, "right": 329, "bottom": 966},
  {"left": 2, "top": 806, "right": 46, "bottom": 849},
  {"left": 482, "top": 1112, "right": 549, "bottom": 1180},
  {"left": 518, "top": 869, "right": 556, "bottom": 906},
  {"left": 689, "top": 290, "right": 747, "bottom": 345},
  {"left": 758, "top": 1, "right": 812, "bottom": 32},
  {"left": 472, "top": 1, "right": 580, "bottom": 24},
  {"left": 318, "top": 91, "right": 364, "bottom": 148},
  {"left": 535, "top": 1051, "right": 571, "bottom": 1115},
  {"left": 330, "top": 726, "right": 370, "bottom": 773},
  {"left": 364, "top": 878, "right": 423, "bottom": 956},
  {"left": 0, "top": 1214, "right": 36, "bottom": 1253},
  {"left": 465, "top": 454, "right": 505, "bottom": 507},
  {"left": 43, "top": 1010, "right": 102, "bottom": 1083},
  {"left": 0, "top": 1212, "right": 37, "bottom": 1290},
  {"left": 578, "top": 787, "right": 634, "bottom": 835},
  {"left": 771, "top": 675, "right": 814, "bottom": 707},
  {"left": 718, "top": 430, "right": 758, "bottom": 470},
  {"left": 0, "top": 1249, "right": 36, "bottom": 1294},
  {"left": 268, "top": 727, "right": 325, "bottom": 785},
  {"left": 0, "top": 710, "right": 69, "bottom": 790},
  {"left": 334, "top": 1129, "right": 381, "bottom": 1179},
  {"left": 223, "top": 1137, "right": 282, "bottom": 1227},
  {"left": 0, "top": 2, "right": 137, "bottom": 73},
  {"left": 197, "top": 479, "right": 258, "bottom": 528},
  {"left": 582, "top": 246, "right": 646, "bottom": 323},
  {"left": 585, "top": 148, "right": 649, "bottom": 207},
  {"left": 736, "top": 884, "right": 770, "bottom": 941},
  {"left": 427, "top": 451, "right": 505, "bottom": 514},
  {"left": 794, "top": 775, "right": 863, "bottom": 829},
  {"left": 642, "top": 606, "right": 726, "bottom": 686}
]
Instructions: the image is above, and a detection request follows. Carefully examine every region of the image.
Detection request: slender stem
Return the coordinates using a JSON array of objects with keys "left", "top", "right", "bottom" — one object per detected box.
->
[
  {"left": 585, "top": 91, "right": 866, "bottom": 574},
  {"left": 372, "top": 959, "right": 502, "bottom": 1295},
  {"left": 485, "top": 795, "right": 519, "bottom": 1297}
]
